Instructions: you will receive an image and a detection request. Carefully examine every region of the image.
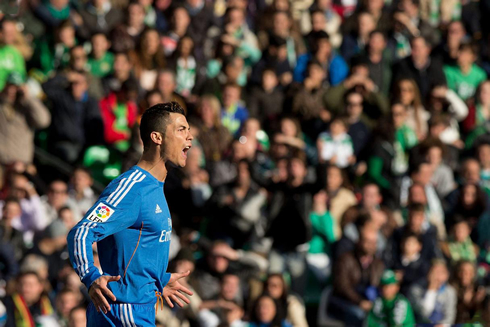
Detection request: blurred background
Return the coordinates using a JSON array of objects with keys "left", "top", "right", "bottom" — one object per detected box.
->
[{"left": 1, "top": 0, "right": 490, "bottom": 326}]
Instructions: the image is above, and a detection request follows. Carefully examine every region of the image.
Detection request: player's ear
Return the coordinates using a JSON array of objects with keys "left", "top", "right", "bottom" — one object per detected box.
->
[{"left": 150, "top": 131, "right": 163, "bottom": 145}]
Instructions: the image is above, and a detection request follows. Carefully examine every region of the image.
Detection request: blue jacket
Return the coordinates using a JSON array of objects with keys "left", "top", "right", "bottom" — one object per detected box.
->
[
  {"left": 67, "top": 166, "right": 172, "bottom": 305},
  {"left": 293, "top": 53, "right": 349, "bottom": 86}
]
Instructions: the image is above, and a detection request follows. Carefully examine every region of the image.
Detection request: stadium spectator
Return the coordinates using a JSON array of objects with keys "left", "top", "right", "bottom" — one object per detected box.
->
[
  {"left": 0, "top": 73, "right": 51, "bottom": 165},
  {"left": 450, "top": 260, "right": 486, "bottom": 324},
  {"left": 3, "top": 271, "right": 57, "bottom": 327},
  {"left": 328, "top": 227, "right": 384, "bottom": 326},
  {"left": 0, "top": 198, "right": 25, "bottom": 261},
  {"left": 441, "top": 216, "right": 479, "bottom": 265},
  {"left": 444, "top": 43, "right": 487, "bottom": 101},
  {"left": 294, "top": 30, "right": 348, "bottom": 86},
  {"left": 42, "top": 71, "right": 103, "bottom": 163},
  {"left": 0, "top": 20, "right": 26, "bottom": 91},
  {"left": 68, "top": 167, "right": 97, "bottom": 218},
  {"left": 249, "top": 294, "right": 292, "bottom": 327},
  {"left": 220, "top": 82, "right": 248, "bottom": 137},
  {"left": 366, "top": 270, "right": 416, "bottom": 326},
  {"left": 266, "top": 153, "right": 319, "bottom": 295},
  {"left": 87, "top": 33, "right": 115, "bottom": 79},
  {"left": 68, "top": 306, "right": 87, "bottom": 327},
  {"left": 390, "top": 231, "right": 430, "bottom": 295},
  {"left": 408, "top": 259, "right": 457, "bottom": 324},
  {"left": 99, "top": 79, "right": 138, "bottom": 151},
  {"left": 41, "top": 180, "right": 78, "bottom": 225},
  {"left": 263, "top": 274, "right": 308, "bottom": 327},
  {"left": 392, "top": 36, "right": 446, "bottom": 100}
]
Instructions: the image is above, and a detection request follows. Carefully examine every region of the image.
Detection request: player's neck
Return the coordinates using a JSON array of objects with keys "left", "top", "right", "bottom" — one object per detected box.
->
[{"left": 137, "top": 152, "right": 168, "bottom": 182}]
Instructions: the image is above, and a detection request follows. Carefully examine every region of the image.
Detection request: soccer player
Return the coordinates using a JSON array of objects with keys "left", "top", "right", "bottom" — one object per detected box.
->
[{"left": 67, "top": 102, "right": 194, "bottom": 326}]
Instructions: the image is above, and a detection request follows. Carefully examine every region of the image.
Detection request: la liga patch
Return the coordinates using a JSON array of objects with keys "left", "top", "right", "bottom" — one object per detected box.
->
[{"left": 87, "top": 203, "right": 114, "bottom": 223}]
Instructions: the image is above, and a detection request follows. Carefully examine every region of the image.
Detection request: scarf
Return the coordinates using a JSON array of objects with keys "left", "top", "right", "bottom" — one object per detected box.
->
[{"left": 12, "top": 293, "right": 53, "bottom": 327}]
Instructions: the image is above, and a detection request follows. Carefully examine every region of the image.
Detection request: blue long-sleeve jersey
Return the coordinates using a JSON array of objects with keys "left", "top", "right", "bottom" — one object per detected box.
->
[{"left": 67, "top": 166, "right": 172, "bottom": 305}]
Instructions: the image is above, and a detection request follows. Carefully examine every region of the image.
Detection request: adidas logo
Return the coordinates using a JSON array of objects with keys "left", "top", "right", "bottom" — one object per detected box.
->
[{"left": 155, "top": 204, "right": 162, "bottom": 214}]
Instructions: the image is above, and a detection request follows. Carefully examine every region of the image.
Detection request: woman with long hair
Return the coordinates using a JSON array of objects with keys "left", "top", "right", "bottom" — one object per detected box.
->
[
  {"left": 324, "top": 165, "right": 357, "bottom": 238},
  {"left": 249, "top": 294, "right": 292, "bottom": 327},
  {"left": 167, "top": 35, "right": 204, "bottom": 99},
  {"left": 131, "top": 28, "right": 166, "bottom": 90},
  {"left": 263, "top": 274, "right": 308, "bottom": 327},
  {"left": 197, "top": 95, "right": 232, "bottom": 164},
  {"left": 367, "top": 103, "right": 418, "bottom": 209},
  {"left": 452, "top": 183, "right": 487, "bottom": 241},
  {"left": 450, "top": 260, "right": 486, "bottom": 324},
  {"left": 393, "top": 79, "right": 430, "bottom": 140},
  {"left": 463, "top": 80, "right": 490, "bottom": 133}
]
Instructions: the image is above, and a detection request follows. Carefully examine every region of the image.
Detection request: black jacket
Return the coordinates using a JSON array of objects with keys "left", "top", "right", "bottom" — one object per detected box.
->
[
  {"left": 392, "top": 56, "right": 447, "bottom": 100},
  {"left": 266, "top": 181, "right": 321, "bottom": 251},
  {"left": 43, "top": 74, "right": 103, "bottom": 146},
  {"left": 385, "top": 225, "right": 441, "bottom": 273}
]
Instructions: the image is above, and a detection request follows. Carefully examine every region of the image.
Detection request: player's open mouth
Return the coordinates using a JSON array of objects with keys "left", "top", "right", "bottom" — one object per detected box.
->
[{"left": 182, "top": 146, "right": 191, "bottom": 159}]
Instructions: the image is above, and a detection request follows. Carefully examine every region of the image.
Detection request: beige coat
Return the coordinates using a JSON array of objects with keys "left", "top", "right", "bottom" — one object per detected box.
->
[
  {"left": 329, "top": 187, "right": 358, "bottom": 239},
  {"left": 0, "top": 97, "right": 50, "bottom": 165}
]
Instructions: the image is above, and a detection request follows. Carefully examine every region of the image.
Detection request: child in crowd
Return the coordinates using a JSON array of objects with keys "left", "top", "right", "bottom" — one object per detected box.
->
[
  {"left": 367, "top": 270, "right": 416, "bottom": 327},
  {"left": 87, "top": 33, "right": 114, "bottom": 78},
  {"left": 441, "top": 216, "right": 479, "bottom": 265},
  {"left": 393, "top": 232, "right": 431, "bottom": 295},
  {"left": 317, "top": 117, "right": 355, "bottom": 168},
  {"left": 444, "top": 43, "right": 487, "bottom": 101}
]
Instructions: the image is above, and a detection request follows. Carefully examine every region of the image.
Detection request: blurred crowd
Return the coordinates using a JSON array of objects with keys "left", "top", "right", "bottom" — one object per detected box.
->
[{"left": 2, "top": 0, "right": 490, "bottom": 326}]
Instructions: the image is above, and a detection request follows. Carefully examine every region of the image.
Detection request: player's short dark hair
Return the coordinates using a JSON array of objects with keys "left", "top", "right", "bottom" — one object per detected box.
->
[{"left": 139, "top": 102, "right": 185, "bottom": 149}]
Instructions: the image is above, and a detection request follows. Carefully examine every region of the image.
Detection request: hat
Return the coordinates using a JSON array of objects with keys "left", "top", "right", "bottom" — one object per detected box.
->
[
  {"left": 380, "top": 270, "right": 398, "bottom": 285},
  {"left": 6, "top": 72, "right": 24, "bottom": 86}
]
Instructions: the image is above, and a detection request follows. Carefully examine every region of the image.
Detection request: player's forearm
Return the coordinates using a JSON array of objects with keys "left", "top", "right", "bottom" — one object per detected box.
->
[{"left": 67, "top": 225, "right": 102, "bottom": 289}]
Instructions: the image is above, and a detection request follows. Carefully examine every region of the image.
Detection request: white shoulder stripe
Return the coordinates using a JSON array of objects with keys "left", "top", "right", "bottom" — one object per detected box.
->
[
  {"left": 106, "top": 177, "right": 127, "bottom": 204},
  {"left": 109, "top": 171, "right": 142, "bottom": 206},
  {"left": 113, "top": 173, "right": 146, "bottom": 207},
  {"left": 107, "top": 170, "right": 139, "bottom": 205}
]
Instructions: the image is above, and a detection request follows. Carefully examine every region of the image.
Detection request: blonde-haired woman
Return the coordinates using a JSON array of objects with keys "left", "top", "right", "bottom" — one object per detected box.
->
[
  {"left": 197, "top": 95, "right": 232, "bottom": 163},
  {"left": 394, "top": 79, "right": 430, "bottom": 140}
]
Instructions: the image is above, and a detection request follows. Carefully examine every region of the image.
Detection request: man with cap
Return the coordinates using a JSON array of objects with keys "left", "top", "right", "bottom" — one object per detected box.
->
[{"left": 367, "top": 270, "right": 415, "bottom": 327}]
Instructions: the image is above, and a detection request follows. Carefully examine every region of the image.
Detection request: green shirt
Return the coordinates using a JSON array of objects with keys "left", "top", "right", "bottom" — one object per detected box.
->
[
  {"left": 448, "top": 237, "right": 477, "bottom": 264},
  {"left": 113, "top": 103, "right": 130, "bottom": 152},
  {"left": 308, "top": 211, "right": 336, "bottom": 254},
  {"left": 87, "top": 52, "right": 114, "bottom": 78},
  {"left": 0, "top": 45, "right": 26, "bottom": 91},
  {"left": 393, "top": 125, "right": 417, "bottom": 175},
  {"left": 47, "top": 3, "right": 70, "bottom": 20},
  {"left": 367, "top": 294, "right": 416, "bottom": 327},
  {"left": 444, "top": 64, "right": 487, "bottom": 100}
]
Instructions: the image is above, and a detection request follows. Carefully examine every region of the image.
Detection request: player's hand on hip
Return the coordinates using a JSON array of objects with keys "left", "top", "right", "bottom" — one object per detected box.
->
[
  {"left": 89, "top": 275, "right": 121, "bottom": 314},
  {"left": 163, "top": 271, "right": 194, "bottom": 308}
]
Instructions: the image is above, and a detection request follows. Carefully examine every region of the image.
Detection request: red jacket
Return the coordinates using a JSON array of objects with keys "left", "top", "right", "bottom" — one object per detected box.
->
[{"left": 99, "top": 93, "right": 137, "bottom": 145}]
